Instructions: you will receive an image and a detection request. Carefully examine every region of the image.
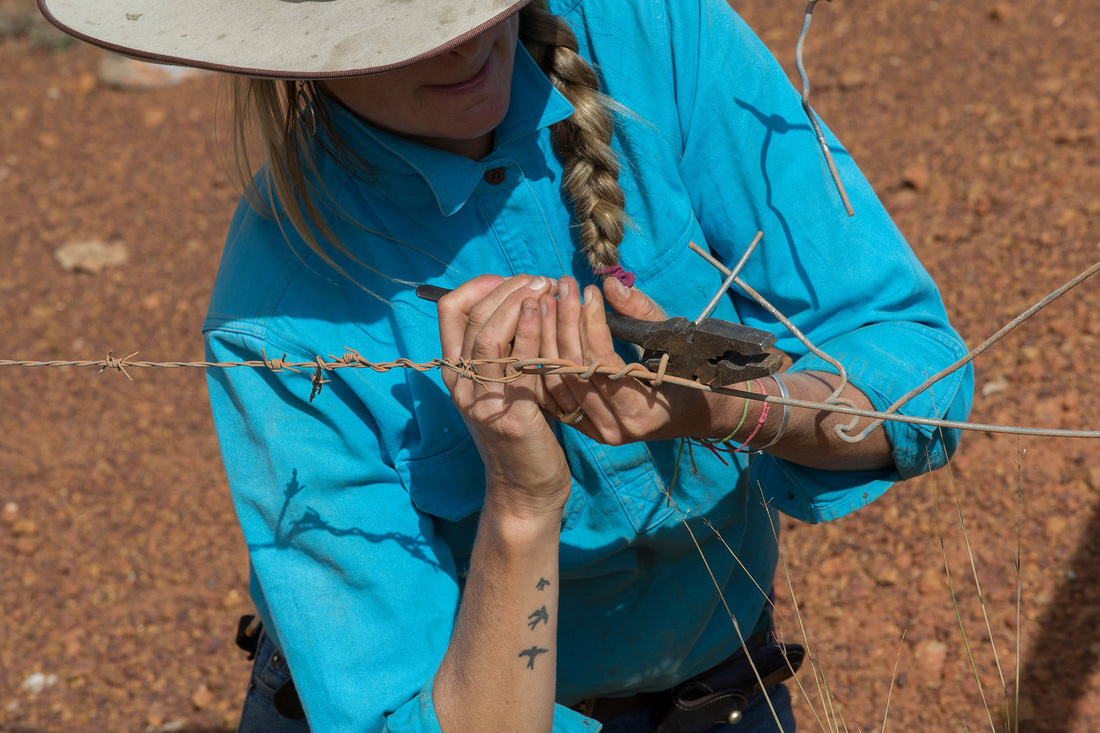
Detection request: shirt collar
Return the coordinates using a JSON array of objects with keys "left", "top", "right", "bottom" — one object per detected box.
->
[{"left": 322, "top": 44, "right": 575, "bottom": 217}]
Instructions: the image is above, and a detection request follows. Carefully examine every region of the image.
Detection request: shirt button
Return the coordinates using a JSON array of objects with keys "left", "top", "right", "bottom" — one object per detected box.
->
[{"left": 485, "top": 167, "right": 506, "bottom": 185}]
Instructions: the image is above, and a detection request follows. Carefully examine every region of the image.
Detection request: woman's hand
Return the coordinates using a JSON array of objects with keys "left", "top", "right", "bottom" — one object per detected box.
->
[
  {"left": 537, "top": 276, "right": 747, "bottom": 445},
  {"left": 438, "top": 274, "right": 572, "bottom": 516}
]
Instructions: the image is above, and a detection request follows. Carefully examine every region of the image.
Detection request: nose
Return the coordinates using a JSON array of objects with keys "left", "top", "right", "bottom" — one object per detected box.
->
[{"left": 447, "top": 30, "right": 489, "bottom": 60}]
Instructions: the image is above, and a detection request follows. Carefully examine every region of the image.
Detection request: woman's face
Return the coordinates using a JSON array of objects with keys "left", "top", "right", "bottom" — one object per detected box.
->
[{"left": 323, "top": 14, "right": 521, "bottom": 160}]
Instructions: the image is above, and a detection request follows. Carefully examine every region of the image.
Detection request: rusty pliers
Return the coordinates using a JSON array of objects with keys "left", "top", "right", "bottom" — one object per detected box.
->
[{"left": 415, "top": 285, "right": 783, "bottom": 386}]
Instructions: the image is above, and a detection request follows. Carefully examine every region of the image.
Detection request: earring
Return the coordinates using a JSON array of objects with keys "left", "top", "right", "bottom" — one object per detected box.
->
[{"left": 296, "top": 82, "right": 317, "bottom": 137}]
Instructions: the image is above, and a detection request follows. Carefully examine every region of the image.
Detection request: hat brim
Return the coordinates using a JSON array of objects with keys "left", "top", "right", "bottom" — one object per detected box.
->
[{"left": 38, "top": 0, "right": 533, "bottom": 79}]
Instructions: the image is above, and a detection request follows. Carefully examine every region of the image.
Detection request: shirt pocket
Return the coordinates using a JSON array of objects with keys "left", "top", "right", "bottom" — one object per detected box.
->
[
  {"left": 571, "top": 436, "right": 676, "bottom": 535},
  {"left": 395, "top": 437, "right": 587, "bottom": 534},
  {"left": 628, "top": 217, "right": 723, "bottom": 318},
  {"left": 396, "top": 437, "right": 485, "bottom": 521}
]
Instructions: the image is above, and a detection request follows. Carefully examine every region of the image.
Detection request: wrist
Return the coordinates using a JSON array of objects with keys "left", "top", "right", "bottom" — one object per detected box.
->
[
  {"left": 700, "top": 377, "right": 788, "bottom": 452},
  {"left": 483, "top": 478, "right": 571, "bottom": 524}
]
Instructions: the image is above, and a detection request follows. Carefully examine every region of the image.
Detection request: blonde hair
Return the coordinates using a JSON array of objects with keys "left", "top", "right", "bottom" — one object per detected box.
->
[{"left": 229, "top": 1, "right": 628, "bottom": 279}]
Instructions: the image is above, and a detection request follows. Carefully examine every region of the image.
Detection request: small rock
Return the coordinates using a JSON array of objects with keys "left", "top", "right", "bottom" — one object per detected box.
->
[
  {"left": 161, "top": 720, "right": 187, "bottom": 732},
  {"left": 142, "top": 108, "right": 169, "bottom": 127},
  {"left": 871, "top": 561, "right": 899, "bottom": 586},
  {"left": 97, "top": 52, "right": 209, "bottom": 91},
  {"left": 1045, "top": 515, "right": 1068, "bottom": 538},
  {"left": 76, "top": 73, "right": 97, "bottom": 95},
  {"left": 912, "top": 639, "right": 948, "bottom": 682},
  {"left": 901, "top": 163, "right": 931, "bottom": 191},
  {"left": 146, "top": 703, "right": 166, "bottom": 728},
  {"left": 1, "top": 502, "right": 17, "bottom": 524},
  {"left": 989, "top": 3, "right": 1010, "bottom": 20},
  {"left": 980, "top": 375, "right": 1009, "bottom": 397},
  {"left": 838, "top": 69, "right": 868, "bottom": 90},
  {"left": 222, "top": 588, "right": 242, "bottom": 609},
  {"left": 54, "top": 240, "right": 128, "bottom": 274},
  {"left": 1086, "top": 466, "right": 1100, "bottom": 492},
  {"left": 191, "top": 683, "right": 213, "bottom": 710},
  {"left": 11, "top": 519, "right": 36, "bottom": 537},
  {"left": 918, "top": 566, "right": 945, "bottom": 596},
  {"left": 20, "top": 672, "right": 59, "bottom": 695}
]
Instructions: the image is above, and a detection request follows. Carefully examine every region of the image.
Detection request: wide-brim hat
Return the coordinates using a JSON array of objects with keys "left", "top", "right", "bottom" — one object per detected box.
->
[{"left": 38, "top": 0, "right": 533, "bottom": 79}]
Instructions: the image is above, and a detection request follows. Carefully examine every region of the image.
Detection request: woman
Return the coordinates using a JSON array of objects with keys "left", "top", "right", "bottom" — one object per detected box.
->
[{"left": 41, "top": 0, "right": 973, "bottom": 730}]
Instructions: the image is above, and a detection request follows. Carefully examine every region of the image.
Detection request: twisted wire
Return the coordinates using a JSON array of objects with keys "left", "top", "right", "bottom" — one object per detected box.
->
[{"left": 1, "top": 350, "right": 1097, "bottom": 439}]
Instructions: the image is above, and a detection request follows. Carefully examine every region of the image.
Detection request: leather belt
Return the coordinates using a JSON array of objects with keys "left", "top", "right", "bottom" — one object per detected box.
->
[{"left": 571, "top": 631, "right": 804, "bottom": 731}]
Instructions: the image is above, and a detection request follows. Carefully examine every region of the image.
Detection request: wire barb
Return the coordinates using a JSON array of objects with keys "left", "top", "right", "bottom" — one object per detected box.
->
[{"left": 98, "top": 350, "right": 138, "bottom": 381}]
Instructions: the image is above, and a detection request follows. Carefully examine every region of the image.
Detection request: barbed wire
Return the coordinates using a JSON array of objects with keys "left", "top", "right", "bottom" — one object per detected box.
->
[
  {"left": 2, "top": 345, "right": 1098, "bottom": 439},
  {"left": 2, "top": 232, "right": 1098, "bottom": 440}
]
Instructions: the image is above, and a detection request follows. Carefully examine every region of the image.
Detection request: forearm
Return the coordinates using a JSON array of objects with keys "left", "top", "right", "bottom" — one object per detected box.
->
[
  {"left": 704, "top": 370, "right": 894, "bottom": 472},
  {"left": 433, "top": 488, "right": 563, "bottom": 733}
]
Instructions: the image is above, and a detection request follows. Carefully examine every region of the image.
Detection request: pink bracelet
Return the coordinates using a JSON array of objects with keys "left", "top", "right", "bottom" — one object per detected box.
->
[{"left": 729, "top": 379, "right": 770, "bottom": 455}]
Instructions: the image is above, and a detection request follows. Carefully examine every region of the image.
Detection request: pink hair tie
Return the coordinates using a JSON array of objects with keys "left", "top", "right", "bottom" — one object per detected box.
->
[{"left": 594, "top": 264, "right": 636, "bottom": 288}]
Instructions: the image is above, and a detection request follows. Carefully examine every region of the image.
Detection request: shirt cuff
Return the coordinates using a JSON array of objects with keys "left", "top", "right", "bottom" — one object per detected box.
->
[{"left": 750, "top": 321, "right": 973, "bottom": 523}]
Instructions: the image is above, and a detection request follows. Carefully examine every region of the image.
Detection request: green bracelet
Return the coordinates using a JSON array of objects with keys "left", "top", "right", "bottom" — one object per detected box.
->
[{"left": 700, "top": 380, "right": 752, "bottom": 444}]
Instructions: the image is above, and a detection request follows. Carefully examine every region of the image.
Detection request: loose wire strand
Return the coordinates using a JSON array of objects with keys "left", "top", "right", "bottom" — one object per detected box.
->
[{"left": 796, "top": 0, "right": 855, "bottom": 217}]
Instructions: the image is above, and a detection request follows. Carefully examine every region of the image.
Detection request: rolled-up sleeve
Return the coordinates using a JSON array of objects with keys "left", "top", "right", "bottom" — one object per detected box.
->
[
  {"left": 206, "top": 329, "right": 461, "bottom": 732},
  {"left": 667, "top": 0, "right": 974, "bottom": 521},
  {"left": 206, "top": 329, "right": 604, "bottom": 732}
]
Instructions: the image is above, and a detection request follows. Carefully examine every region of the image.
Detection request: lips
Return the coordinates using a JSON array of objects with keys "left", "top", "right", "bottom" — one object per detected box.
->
[{"left": 425, "top": 55, "right": 493, "bottom": 93}]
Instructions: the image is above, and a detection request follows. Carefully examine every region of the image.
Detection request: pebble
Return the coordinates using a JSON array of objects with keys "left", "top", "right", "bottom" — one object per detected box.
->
[
  {"left": 20, "top": 672, "right": 59, "bottom": 695},
  {"left": 190, "top": 683, "right": 213, "bottom": 710},
  {"left": 980, "top": 375, "right": 1010, "bottom": 397},
  {"left": 912, "top": 639, "right": 948, "bottom": 683},
  {"left": 901, "top": 163, "right": 931, "bottom": 191},
  {"left": 54, "top": 240, "right": 129, "bottom": 274}
]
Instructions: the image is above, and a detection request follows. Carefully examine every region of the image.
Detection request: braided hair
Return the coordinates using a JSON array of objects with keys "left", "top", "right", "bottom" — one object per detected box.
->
[{"left": 519, "top": 1, "right": 629, "bottom": 278}]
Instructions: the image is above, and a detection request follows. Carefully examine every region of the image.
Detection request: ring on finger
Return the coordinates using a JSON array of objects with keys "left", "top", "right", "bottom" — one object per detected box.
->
[{"left": 557, "top": 406, "right": 586, "bottom": 425}]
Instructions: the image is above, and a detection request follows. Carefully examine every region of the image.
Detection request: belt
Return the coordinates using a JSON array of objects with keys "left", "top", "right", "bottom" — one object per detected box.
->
[{"left": 572, "top": 630, "right": 804, "bottom": 732}]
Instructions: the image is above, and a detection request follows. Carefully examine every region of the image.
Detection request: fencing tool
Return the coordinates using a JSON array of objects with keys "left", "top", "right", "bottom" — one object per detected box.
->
[{"left": 415, "top": 284, "right": 784, "bottom": 386}]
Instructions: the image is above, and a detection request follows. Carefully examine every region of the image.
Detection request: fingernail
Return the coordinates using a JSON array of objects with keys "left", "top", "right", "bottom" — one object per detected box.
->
[
  {"left": 521, "top": 300, "right": 537, "bottom": 316},
  {"left": 558, "top": 279, "right": 571, "bottom": 299},
  {"left": 582, "top": 285, "right": 598, "bottom": 306},
  {"left": 540, "top": 300, "right": 548, "bottom": 316},
  {"left": 604, "top": 277, "right": 625, "bottom": 297},
  {"left": 528, "top": 276, "right": 547, "bottom": 291}
]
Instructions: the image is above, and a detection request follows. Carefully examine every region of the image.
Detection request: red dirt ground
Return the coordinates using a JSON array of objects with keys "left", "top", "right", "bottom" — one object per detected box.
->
[{"left": 1, "top": 0, "right": 1098, "bottom": 730}]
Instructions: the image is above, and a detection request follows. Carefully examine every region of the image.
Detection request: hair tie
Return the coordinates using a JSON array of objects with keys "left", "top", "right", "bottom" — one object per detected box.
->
[{"left": 594, "top": 264, "right": 636, "bottom": 288}]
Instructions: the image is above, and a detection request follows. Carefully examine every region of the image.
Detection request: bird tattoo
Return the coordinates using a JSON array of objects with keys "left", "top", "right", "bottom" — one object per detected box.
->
[
  {"left": 536, "top": 578, "right": 550, "bottom": 591},
  {"left": 527, "top": 606, "right": 549, "bottom": 630},
  {"left": 518, "top": 646, "right": 550, "bottom": 669}
]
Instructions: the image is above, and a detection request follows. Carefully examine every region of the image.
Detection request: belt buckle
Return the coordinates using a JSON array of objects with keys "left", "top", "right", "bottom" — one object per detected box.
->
[{"left": 654, "top": 639, "right": 805, "bottom": 733}]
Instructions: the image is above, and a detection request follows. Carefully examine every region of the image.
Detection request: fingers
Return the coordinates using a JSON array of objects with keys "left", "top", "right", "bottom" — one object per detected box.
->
[
  {"left": 437, "top": 275, "right": 554, "bottom": 389},
  {"left": 602, "top": 277, "right": 666, "bottom": 321},
  {"left": 551, "top": 278, "right": 618, "bottom": 431},
  {"left": 438, "top": 274, "right": 506, "bottom": 360}
]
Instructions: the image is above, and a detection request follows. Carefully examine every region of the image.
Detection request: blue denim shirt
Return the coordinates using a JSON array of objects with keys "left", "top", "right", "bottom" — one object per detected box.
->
[{"left": 203, "top": 0, "right": 973, "bottom": 730}]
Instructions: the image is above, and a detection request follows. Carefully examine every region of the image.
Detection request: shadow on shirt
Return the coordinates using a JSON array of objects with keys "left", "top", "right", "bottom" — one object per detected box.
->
[{"left": 246, "top": 468, "right": 444, "bottom": 573}]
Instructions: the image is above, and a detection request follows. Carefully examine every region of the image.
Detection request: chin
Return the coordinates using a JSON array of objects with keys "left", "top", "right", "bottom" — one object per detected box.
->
[{"left": 450, "top": 95, "right": 511, "bottom": 141}]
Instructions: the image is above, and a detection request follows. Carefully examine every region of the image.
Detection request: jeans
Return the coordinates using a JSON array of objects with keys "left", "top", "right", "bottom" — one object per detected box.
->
[
  {"left": 238, "top": 633, "right": 310, "bottom": 733},
  {"left": 238, "top": 634, "right": 797, "bottom": 733}
]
